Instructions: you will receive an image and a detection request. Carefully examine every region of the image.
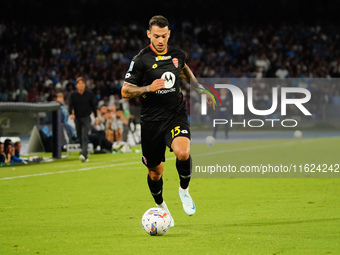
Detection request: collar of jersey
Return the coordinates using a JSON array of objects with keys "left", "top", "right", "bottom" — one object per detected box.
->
[{"left": 149, "top": 44, "right": 169, "bottom": 55}]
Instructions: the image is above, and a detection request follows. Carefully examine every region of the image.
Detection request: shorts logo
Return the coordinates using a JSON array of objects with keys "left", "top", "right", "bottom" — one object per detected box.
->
[
  {"left": 170, "top": 126, "right": 189, "bottom": 138},
  {"left": 172, "top": 58, "right": 178, "bottom": 68},
  {"left": 161, "top": 71, "right": 176, "bottom": 89},
  {"left": 152, "top": 64, "right": 158, "bottom": 69}
]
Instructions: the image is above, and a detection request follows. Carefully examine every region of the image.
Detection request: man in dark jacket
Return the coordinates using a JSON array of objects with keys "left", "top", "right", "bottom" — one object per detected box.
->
[{"left": 69, "top": 77, "right": 97, "bottom": 162}]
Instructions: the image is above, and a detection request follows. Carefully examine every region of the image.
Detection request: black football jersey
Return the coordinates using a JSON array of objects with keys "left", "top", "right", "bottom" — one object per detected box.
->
[{"left": 124, "top": 45, "right": 187, "bottom": 121}]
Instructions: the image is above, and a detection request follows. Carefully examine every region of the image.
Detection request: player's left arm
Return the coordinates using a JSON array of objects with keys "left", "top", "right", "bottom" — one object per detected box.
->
[{"left": 180, "top": 63, "right": 215, "bottom": 110}]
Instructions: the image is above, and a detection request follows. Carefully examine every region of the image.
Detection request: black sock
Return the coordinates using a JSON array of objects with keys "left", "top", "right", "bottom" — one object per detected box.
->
[
  {"left": 176, "top": 155, "right": 192, "bottom": 189},
  {"left": 147, "top": 174, "right": 163, "bottom": 205}
]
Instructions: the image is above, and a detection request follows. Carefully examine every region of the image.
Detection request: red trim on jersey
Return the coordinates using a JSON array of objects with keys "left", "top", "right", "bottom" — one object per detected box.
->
[{"left": 149, "top": 44, "right": 169, "bottom": 55}]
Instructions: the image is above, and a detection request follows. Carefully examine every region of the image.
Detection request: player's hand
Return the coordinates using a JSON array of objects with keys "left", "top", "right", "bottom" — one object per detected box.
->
[
  {"left": 70, "top": 114, "right": 75, "bottom": 120},
  {"left": 149, "top": 79, "right": 165, "bottom": 92},
  {"left": 207, "top": 94, "right": 215, "bottom": 110}
]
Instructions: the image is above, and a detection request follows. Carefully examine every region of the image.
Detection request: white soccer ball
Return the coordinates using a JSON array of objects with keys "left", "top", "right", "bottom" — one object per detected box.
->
[
  {"left": 205, "top": 135, "right": 215, "bottom": 147},
  {"left": 141, "top": 208, "right": 171, "bottom": 236},
  {"left": 294, "top": 130, "right": 303, "bottom": 138}
]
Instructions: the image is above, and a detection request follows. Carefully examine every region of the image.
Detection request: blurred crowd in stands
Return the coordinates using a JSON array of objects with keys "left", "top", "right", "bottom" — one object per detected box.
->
[{"left": 1, "top": 20, "right": 340, "bottom": 115}]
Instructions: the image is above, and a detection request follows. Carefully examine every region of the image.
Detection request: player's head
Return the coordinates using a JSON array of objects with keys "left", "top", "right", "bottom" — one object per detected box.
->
[
  {"left": 76, "top": 77, "right": 86, "bottom": 94},
  {"left": 147, "top": 15, "right": 170, "bottom": 53}
]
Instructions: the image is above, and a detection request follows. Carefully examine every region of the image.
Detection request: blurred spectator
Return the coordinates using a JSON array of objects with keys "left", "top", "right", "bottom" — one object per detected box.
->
[
  {"left": 113, "top": 106, "right": 129, "bottom": 142},
  {"left": 0, "top": 139, "right": 12, "bottom": 165},
  {"left": 53, "top": 92, "right": 76, "bottom": 141},
  {"left": 333, "top": 90, "right": 340, "bottom": 105},
  {"left": 10, "top": 141, "right": 27, "bottom": 164},
  {"left": 0, "top": 142, "right": 3, "bottom": 157},
  {"left": 13, "top": 141, "right": 22, "bottom": 158}
]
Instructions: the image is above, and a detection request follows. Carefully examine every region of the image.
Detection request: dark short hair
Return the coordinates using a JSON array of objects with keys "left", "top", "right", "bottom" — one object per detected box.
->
[
  {"left": 149, "top": 15, "right": 169, "bottom": 30},
  {"left": 4, "top": 139, "right": 12, "bottom": 146}
]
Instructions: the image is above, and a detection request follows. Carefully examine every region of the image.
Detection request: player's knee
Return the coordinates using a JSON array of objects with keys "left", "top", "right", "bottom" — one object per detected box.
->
[
  {"left": 148, "top": 171, "right": 162, "bottom": 181},
  {"left": 148, "top": 163, "right": 163, "bottom": 181},
  {"left": 176, "top": 150, "right": 190, "bottom": 161}
]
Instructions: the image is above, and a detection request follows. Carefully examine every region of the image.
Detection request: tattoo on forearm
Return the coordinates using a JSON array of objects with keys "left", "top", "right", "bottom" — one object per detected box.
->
[{"left": 123, "top": 85, "right": 149, "bottom": 99}]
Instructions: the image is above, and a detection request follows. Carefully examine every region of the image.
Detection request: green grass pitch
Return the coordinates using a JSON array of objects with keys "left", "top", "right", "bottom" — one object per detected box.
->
[{"left": 0, "top": 136, "right": 340, "bottom": 254}]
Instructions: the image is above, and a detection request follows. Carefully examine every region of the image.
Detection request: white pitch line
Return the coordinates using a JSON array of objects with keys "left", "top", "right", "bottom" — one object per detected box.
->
[
  {"left": 0, "top": 161, "right": 140, "bottom": 181},
  {"left": 0, "top": 141, "right": 298, "bottom": 181}
]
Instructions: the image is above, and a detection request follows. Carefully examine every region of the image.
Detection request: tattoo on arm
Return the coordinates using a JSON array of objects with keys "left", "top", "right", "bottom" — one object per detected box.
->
[{"left": 122, "top": 84, "right": 150, "bottom": 99}]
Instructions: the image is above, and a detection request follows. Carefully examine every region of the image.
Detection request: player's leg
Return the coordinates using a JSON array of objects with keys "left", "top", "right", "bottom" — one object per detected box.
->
[
  {"left": 75, "top": 117, "right": 86, "bottom": 162},
  {"left": 171, "top": 136, "right": 191, "bottom": 189},
  {"left": 146, "top": 162, "right": 175, "bottom": 226},
  {"left": 167, "top": 118, "right": 196, "bottom": 216},
  {"left": 80, "top": 116, "right": 90, "bottom": 161},
  {"left": 141, "top": 121, "right": 175, "bottom": 225},
  {"left": 213, "top": 123, "right": 219, "bottom": 138},
  {"left": 147, "top": 162, "right": 164, "bottom": 205},
  {"left": 171, "top": 136, "right": 195, "bottom": 216},
  {"left": 225, "top": 113, "right": 230, "bottom": 139}
]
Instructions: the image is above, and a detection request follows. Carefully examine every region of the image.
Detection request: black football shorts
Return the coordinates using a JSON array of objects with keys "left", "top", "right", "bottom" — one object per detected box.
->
[{"left": 141, "top": 114, "right": 190, "bottom": 168}]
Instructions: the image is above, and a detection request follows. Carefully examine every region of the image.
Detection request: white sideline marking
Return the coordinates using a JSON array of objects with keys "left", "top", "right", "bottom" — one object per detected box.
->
[
  {"left": 0, "top": 140, "right": 300, "bottom": 181},
  {"left": 0, "top": 161, "right": 140, "bottom": 181}
]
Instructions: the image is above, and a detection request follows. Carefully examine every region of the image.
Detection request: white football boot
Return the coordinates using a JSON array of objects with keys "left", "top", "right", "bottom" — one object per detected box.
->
[
  {"left": 156, "top": 201, "right": 175, "bottom": 227},
  {"left": 178, "top": 187, "right": 196, "bottom": 216}
]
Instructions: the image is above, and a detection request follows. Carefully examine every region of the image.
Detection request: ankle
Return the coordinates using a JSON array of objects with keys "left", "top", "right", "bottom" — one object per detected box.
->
[{"left": 179, "top": 186, "right": 189, "bottom": 194}]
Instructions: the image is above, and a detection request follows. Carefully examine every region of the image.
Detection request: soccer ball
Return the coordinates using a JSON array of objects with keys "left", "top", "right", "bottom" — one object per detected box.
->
[
  {"left": 205, "top": 135, "right": 215, "bottom": 147},
  {"left": 294, "top": 130, "right": 303, "bottom": 138},
  {"left": 141, "top": 208, "right": 171, "bottom": 236}
]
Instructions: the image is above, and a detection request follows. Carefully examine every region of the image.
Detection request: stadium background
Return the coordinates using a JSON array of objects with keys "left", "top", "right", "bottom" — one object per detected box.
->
[{"left": 1, "top": 0, "right": 340, "bottom": 138}]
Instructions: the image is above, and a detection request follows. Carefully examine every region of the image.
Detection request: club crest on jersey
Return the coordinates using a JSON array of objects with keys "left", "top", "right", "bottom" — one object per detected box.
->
[{"left": 172, "top": 58, "right": 178, "bottom": 68}]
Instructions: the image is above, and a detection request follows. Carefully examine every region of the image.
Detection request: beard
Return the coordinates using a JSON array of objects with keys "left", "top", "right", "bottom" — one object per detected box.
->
[{"left": 151, "top": 42, "right": 166, "bottom": 53}]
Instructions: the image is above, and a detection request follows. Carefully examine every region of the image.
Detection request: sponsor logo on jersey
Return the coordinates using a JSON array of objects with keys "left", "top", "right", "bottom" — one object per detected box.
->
[
  {"left": 156, "top": 88, "right": 176, "bottom": 94},
  {"left": 155, "top": 55, "right": 172, "bottom": 61},
  {"left": 172, "top": 58, "right": 178, "bottom": 68},
  {"left": 161, "top": 71, "right": 176, "bottom": 88}
]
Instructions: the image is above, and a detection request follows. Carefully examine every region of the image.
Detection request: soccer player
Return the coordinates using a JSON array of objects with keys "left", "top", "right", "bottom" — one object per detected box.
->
[{"left": 122, "top": 15, "right": 214, "bottom": 226}]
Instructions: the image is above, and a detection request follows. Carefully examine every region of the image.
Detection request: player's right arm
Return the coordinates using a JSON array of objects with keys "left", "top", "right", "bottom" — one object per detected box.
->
[
  {"left": 122, "top": 79, "right": 165, "bottom": 100},
  {"left": 123, "top": 52, "right": 166, "bottom": 100}
]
